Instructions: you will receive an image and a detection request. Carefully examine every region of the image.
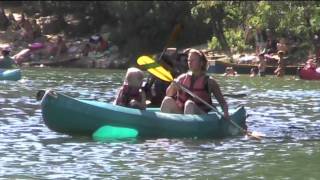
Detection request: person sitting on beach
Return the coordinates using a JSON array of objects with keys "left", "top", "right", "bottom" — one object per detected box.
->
[
  {"left": 257, "top": 53, "right": 267, "bottom": 77},
  {"left": 305, "top": 57, "right": 317, "bottom": 70},
  {"left": 223, "top": 67, "right": 238, "bottom": 76},
  {"left": 12, "top": 48, "right": 32, "bottom": 65},
  {"left": 0, "top": 48, "right": 16, "bottom": 69},
  {"left": 45, "top": 36, "right": 68, "bottom": 59},
  {"left": 274, "top": 50, "right": 286, "bottom": 77},
  {"left": 81, "top": 43, "right": 91, "bottom": 57},
  {"left": 89, "top": 34, "right": 108, "bottom": 53},
  {"left": 114, "top": 67, "right": 146, "bottom": 110},
  {"left": 97, "top": 36, "right": 108, "bottom": 52},
  {"left": 160, "top": 48, "right": 229, "bottom": 119}
]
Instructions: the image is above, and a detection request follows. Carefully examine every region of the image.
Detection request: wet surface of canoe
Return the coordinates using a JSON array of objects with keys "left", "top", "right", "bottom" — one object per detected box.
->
[
  {"left": 0, "top": 69, "right": 21, "bottom": 81},
  {"left": 299, "top": 67, "right": 320, "bottom": 80},
  {"left": 40, "top": 90, "right": 247, "bottom": 138}
]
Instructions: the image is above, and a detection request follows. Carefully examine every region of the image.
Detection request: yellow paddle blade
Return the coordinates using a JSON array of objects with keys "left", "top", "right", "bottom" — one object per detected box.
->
[
  {"left": 137, "top": 56, "right": 173, "bottom": 82},
  {"left": 246, "top": 131, "right": 265, "bottom": 140}
]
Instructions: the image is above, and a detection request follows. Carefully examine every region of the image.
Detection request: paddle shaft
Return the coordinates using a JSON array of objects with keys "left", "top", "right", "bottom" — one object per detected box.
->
[
  {"left": 173, "top": 81, "right": 222, "bottom": 115},
  {"left": 173, "top": 81, "right": 248, "bottom": 135},
  {"left": 158, "top": 24, "right": 182, "bottom": 60}
]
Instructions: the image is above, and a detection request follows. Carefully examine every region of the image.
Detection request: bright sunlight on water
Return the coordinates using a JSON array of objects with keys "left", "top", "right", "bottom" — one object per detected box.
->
[{"left": 0, "top": 67, "right": 319, "bottom": 179}]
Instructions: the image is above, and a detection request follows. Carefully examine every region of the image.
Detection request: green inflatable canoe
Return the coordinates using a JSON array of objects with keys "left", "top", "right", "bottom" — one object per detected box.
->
[
  {"left": 0, "top": 69, "right": 21, "bottom": 81},
  {"left": 40, "top": 90, "right": 247, "bottom": 138}
]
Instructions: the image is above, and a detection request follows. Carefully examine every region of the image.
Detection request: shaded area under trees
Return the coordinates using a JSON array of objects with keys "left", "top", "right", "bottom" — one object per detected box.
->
[{"left": 1, "top": 1, "right": 320, "bottom": 64}]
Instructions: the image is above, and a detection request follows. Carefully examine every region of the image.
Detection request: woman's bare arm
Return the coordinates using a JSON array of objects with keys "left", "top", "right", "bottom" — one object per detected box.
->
[{"left": 208, "top": 78, "right": 229, "bottom": 120}]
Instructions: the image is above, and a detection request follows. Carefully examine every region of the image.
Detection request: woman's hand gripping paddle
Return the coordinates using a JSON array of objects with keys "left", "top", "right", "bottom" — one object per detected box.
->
[{"left": 137, "top": 56, "right": 263, "bottom": 140}]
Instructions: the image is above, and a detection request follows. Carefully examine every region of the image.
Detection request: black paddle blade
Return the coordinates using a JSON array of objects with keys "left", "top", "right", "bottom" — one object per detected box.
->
[{"left": 36, "top": 90, "right": 46, "bottom": 101}]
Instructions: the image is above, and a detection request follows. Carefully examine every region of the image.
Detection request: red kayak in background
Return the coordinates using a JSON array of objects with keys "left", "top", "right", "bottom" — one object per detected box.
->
[{"left": 299, "top": 66, "right": 320, "bottom": 80}]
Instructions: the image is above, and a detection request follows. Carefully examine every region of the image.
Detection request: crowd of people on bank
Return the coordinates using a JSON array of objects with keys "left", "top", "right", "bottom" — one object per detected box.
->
[
  {"left": 226, "top": 26, "right": 320, "bottom": 78},
  {"left": 1, "top": 11, "right": 67, "bottom": 66},
  {"left": 1, "top": 9, "right": 319, "bottom": 76},
  {"left": 0, "top": 10, "right": 110, "bottom": 67},
  {"left": 223, "top": 49, "right": 287, "bottom": 78}
]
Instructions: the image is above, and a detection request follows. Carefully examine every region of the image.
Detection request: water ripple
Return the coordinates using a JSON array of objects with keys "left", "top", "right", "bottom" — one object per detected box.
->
[{"left": 0, "top": 69, "right": 319, "bottom": 179}]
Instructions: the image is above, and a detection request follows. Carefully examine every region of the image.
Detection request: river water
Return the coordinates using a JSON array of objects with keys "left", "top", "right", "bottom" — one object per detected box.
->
[{"left": 0, "top": 67, "right": 319, "bottom": 179}]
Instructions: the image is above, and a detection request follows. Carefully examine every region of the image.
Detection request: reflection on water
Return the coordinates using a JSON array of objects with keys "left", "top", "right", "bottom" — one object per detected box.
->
[{"left": 0, "top": 68, "right": 319, "bottom": 179}]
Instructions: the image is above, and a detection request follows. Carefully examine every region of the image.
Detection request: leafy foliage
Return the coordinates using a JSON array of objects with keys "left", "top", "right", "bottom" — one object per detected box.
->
[{"left": 2, "top": 1, "right": 320, "bottom": 61}]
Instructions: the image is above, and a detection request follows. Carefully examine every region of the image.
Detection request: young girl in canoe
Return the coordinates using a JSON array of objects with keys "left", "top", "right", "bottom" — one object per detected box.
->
[
  {"left": 160, "top": 48, "right": 229, "bottom": 120},
  {"left": 114, "top": 67, "right": 146, "bottom": 110}
]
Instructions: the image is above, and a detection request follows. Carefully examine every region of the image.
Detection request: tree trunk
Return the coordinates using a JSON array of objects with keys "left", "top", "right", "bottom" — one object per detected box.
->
[
  {"left": 211, "top": 5, "right": 232, "bottom": 60},
  {"left": 0, "top": 8, "right": 9, "bottom": 31},
  {"left": 39, "top": 1, "right": 49, "bottom": 16},
  {"left": 216, "top": 21, "right": 230, "bottom": 52},
  {"left": 304, "top": 8, "right": 318, "bottom": 59}
]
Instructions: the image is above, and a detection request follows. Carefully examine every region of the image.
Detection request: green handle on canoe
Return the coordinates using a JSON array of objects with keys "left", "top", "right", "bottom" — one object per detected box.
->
[{"left": 92, "top": 125, "right": 138, "bottom": 141}]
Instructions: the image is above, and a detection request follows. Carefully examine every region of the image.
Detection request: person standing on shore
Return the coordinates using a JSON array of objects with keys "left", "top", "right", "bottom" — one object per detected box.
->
[
  {"left": 257, "top": 53, "right": 266, "bottom": 77},
  {"left": 274, "top": 51, "right": 286, "bottom": 77}
]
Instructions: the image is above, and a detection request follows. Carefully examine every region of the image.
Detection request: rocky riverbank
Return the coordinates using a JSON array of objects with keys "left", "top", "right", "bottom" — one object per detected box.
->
[
  {"left": 0, "top": 12, "right": 310, "bottom": 70},
  {"left": 0, "top": 10, "right": 132, "bottom": 69},
  {"left": 1, "top": 32, "right": 131, "bottom": 69}
]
